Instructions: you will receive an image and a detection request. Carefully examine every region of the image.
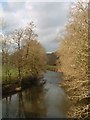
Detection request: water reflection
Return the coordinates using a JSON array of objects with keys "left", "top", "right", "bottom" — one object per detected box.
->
[
  {"left": 17, "top": 86, "right": 47, "bottom": 118},
  {"left": 17, "top": 93, "right": 25, "bottom": 118},
  {"left": 2, "top": 71, "right": 70, "bottom": 118},
  {"left": 5, "top": 98, "right": 9, "bottom": 118},
  {"left": 3, "top": 96, "right": 12, "bottom": 118}
]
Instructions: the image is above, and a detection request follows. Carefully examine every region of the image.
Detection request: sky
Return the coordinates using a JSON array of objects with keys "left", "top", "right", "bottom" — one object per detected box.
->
[{"left": 0, "top": 0, "right": 75, "bottom": 52}]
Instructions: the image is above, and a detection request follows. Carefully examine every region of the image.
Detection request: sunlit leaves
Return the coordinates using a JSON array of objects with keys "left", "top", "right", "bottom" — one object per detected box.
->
[
  {"left": 57, "top": 1, "right": 89, "bottom": 118},
  {"left": 2, "top": 22, "right": 47, "bottom": 82}
]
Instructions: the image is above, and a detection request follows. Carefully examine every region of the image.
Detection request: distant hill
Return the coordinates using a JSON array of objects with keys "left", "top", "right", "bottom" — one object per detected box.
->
[{"left": 46, "top": 52, "right": 57, "bottom": 66}]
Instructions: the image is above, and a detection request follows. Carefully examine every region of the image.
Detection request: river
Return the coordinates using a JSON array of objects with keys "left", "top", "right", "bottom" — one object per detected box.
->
[{"left": 2, "top": 70, "right": 70, "bottom": 118}]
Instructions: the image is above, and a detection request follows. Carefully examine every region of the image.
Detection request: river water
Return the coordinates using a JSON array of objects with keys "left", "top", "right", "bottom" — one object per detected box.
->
[{"left": 2, "top": 71, "right": 70, "bottom": 118}]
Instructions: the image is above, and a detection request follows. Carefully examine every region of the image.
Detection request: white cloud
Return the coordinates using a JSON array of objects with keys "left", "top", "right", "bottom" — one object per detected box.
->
[
  {"left": 0, "top": 4, "right": 3, "bottom": 18},
  {"left": 1, "top": 2, "right": 71, "bottom": 52},
  {"left": 7, "top": 0, "right": 76, "bottom": 2}
]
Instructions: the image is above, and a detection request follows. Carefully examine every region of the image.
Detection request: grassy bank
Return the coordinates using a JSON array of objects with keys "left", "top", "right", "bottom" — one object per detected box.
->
[
  {"left": 2, "top": 66, "right": 18, "bottom": 83},
  {"left": 2, "top": 63, "right": 46, "bottom": 97},
  {"left": 1, "top": 65, "right": 59, "bottom": 83},
  {"left": 2, "top": 75, "right": 43, "bottom": 98},
  {"left": 47, "top": 65, "right": 59, "bottom": 72}
]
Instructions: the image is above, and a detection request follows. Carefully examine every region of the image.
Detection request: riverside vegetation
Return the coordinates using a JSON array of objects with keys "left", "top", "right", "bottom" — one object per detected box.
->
[
  {"left": 57, "top": 1, "right": 89, "bottom": 119},
  {"left": 1, "top": 1, "right": 90, "bottom": 119},
  {"left": 1, "top": 22, "right": 47, "bottom": 93}
]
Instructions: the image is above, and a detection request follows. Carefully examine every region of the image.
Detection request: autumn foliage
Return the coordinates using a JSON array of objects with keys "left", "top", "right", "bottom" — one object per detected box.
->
[
  {"left": 57, "top": 1, "right": 89, "bottom": 119},
  {"left": 1, "top": 22, "right": 47, "bottom": 83}
]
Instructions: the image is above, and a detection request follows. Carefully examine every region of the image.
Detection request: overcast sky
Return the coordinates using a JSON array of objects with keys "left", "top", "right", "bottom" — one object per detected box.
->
[{"left": 0, "top": 0, "right": 75, "bottom": 52}]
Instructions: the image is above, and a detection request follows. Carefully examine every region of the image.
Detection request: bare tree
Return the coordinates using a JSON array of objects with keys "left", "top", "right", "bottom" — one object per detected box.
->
[
  {"left": 12, "top": 29, "right": 24, "bottom": 85},
  {"left": 2, "top": 35, "right": 11, "bottom": 82}
]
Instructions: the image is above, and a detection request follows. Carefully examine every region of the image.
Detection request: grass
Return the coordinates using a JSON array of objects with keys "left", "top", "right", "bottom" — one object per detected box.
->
[
  {"left": 47, "top": 65, "right": 60, "bottom": 71},
  {"left": 1, "top": 65, "right": 39, "bottom": 82},
  {"left": 2, "top": 66, "right": 18, "bottom": 82},
  {"left": 1, "top": 65, "right": 60, "bottom": 82}
]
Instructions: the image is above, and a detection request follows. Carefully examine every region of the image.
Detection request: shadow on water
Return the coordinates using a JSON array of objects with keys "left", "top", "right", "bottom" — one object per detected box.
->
[{"left": 2, "top": 71, "right": 70, "bottom": 118}]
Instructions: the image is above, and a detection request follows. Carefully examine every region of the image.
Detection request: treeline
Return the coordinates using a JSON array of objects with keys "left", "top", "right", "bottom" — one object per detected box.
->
[
  {"left": 47, "top": 52, "right": 57, "bottom": 66},
  {"left": 57, "top": 1, "right": 89, "bottom": 119},
  {"left": 1, "top": 22, "right": 47, "bottom": 84}
]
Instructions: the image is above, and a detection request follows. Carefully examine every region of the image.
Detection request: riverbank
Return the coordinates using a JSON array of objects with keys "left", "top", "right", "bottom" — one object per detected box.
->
[
  {"left": 60, "top": 74, "right": 89, "bottom": 119},
  {"left": 47, "top": 65, "right": 59, "bottom": 72},
  {"left": 2, "top": 75, "right": 45, "bottom": 98},
  {"left": 2, "top": 70, "right": 69, "bottom": 118}
]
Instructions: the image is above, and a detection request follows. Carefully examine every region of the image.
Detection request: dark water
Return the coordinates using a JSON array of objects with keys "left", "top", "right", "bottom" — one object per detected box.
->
[{"left": 2, "top": 71, "right": 70, "bottom": 118}]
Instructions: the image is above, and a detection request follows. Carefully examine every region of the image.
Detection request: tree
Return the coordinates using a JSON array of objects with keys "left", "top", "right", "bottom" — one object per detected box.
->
[
  {"left": 57, "top": 1, "right": 89, "bottom": 118},
  {"left": 12, "top": 29, "right": 24, "bottom": 82},
  {"left": 9, "top": 22, "right": 47, "bottom": 85},
  {"left": 23, "top": 40, "right": 47, "bottom": 79},
  {"left": 2, "top": 35, "right": 11, "bottom": 82}
]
